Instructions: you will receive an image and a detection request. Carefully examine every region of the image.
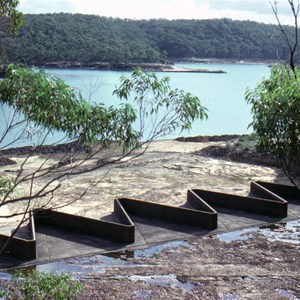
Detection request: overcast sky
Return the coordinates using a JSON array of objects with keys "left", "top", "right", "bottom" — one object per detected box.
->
[{"left": 18, "top": 0, "right": 296, "bottom": 25}]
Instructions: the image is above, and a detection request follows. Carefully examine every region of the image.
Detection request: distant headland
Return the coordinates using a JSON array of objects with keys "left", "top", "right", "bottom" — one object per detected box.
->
[{"left": 40, "top": 61, "right": 227, "bottom": 73}]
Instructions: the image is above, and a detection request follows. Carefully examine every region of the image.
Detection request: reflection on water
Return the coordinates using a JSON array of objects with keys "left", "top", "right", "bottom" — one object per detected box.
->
[
  {"left": 15, "top": 240, "right": 191, "bottom": 279},
  {"left": 258, "top": 221, "right": 300, "bottom": 244},
  {"left": 216, "top": 228, "right": 254, "bottom": 242},
  {"left": 87, "top": 240, "right": 192, "bottom": 262}
]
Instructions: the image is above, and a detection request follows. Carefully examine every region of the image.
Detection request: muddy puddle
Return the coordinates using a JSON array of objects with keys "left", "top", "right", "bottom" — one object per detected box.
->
[
  {"left": 0, "top": 272, "right": 12, "bottom": 280},
  {"left": 275, "top": 288, "right": 299, "bottom": 299},
  {"left": 124, "top": 240, "right": 191, "bottom": 258},
  {"left": 220, "top": 293, "right": 239, "bottom": 300},
  {"left": 217, "top": 220, "right": 300, "bottom": 244},
  {"left": 117, "top": 274, "right": 196, "bottom": 291}
]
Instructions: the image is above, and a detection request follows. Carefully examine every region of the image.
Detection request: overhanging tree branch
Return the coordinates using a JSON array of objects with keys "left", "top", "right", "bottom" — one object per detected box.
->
[{"left": 0, "top": 65, "right": 207, "bottom": 255}]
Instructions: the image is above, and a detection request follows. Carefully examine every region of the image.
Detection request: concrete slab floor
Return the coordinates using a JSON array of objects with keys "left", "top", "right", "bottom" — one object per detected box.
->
[
  {"left": 1, "top": 204, "right": 299, "bottom": 270},
  {"left": 1, "top": 179, "right": 300, "bottom": 269}
]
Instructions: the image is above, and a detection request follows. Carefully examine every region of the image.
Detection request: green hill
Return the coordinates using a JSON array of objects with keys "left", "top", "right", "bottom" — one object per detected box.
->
[{"left": 0, "top": 13, "right": 296, "bottom": 65}]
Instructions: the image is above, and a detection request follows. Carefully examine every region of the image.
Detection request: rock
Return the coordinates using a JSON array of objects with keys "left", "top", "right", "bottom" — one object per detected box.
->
[
  {"left": 176, "top": 135, "right": 241, "bottom": 143},
  {"left": 0, "top": 157, "right": 16, "bottom": 166}
]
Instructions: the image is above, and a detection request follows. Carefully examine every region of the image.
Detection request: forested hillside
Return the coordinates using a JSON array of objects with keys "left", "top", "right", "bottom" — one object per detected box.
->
[{"left": 0, "top": 13, "right": 297, "bottom": 65}]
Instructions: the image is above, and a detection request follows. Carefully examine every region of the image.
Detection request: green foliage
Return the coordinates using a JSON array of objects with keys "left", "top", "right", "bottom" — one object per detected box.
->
[
  {"left": 2, "top": 271, "right": 83, "bottom": 299},
  {"left": 0, "top": 284, "right": 10, "bottom": 298},
  {"left": 114, "top": 67, "right": 207, "bottom": 139},
  {"left": 0, "top": 64, "right": 139, "bottom": 149},
  {"left": 0, "top": 176, "right": 13, "bottom": 196},
  {"left": 0, "top": 14, "right": 296, "bottom": 64},
  {"left": 0, "top": 64, "right": 86, "bottom": 135},
  {"left": 245, "top": 64, "right": 300, "bottom": 164},
  {"left": 0, "top": 0, "right": 24, "bottom": 34},
  {"left": 231, "top": 133, "right": 258, "bottom": 151},
  {"left": 0, "top": 0, "right": 24, "bottom": 63}
]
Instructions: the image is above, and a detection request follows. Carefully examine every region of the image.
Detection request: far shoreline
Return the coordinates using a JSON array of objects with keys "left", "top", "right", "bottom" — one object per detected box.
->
[
  {"left": 172, "top": 57, "right": 276, "bottom": 65},
  {"left": 1, "top": 58, "right": 276, "bottom": 75},
  {"left": 40, "top": 61, "right": 227, "bottom": 73}
]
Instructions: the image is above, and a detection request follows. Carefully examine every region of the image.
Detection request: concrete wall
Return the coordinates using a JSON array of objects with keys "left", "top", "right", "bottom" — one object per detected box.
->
[
  {"left": 117, "top": 197, "right": 217, "bottom": 229},
  {"left": 191, "top": 188, "right": 288, "bottom": 218},
  {"left": 34, "top": 209, "right": 135, "bottom": 243}
]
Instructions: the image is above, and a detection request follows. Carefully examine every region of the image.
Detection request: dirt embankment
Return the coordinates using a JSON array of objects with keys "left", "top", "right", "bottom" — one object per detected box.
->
[{"left": 176, "top": 134, "right": 280, "bottom": 168}]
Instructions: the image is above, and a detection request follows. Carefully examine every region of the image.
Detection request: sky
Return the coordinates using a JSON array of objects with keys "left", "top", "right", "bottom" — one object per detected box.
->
[{"left": 18, "top": 0, "right": 297, "bottom": 25}]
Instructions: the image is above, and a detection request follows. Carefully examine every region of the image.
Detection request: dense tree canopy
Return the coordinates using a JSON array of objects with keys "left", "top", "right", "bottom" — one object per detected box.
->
[
  {"left": 245, "top": 1, "right": 300, "bottom": 188},
  {"left": 0, "top": 13, "right": 298, "bottom": 64},
  {"left": 0, "top": 0, "right": 23, "bottom": 34}
]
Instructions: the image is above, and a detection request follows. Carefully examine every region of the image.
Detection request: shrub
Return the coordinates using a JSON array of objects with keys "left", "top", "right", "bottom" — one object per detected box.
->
[
  {"left": 246, "top": 64, "right": 300, "bottom": 183},
  {"left": 2, "top": 270, "right": 83, "bottom": 300}
]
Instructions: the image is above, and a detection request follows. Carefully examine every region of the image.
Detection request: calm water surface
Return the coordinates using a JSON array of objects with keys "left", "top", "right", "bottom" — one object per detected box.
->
[
  {"left": 0, "top": 63, "right": 270, "bottom": 147},
  {"left": 47, "top": 63, "right": 270, "bottom": 138}
]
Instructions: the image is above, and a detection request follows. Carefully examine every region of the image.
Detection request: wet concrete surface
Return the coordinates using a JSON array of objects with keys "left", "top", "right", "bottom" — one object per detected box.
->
[
  {"left": 2, "top": 202, "right": 299, "bottom": 269},
  {"left": 0, "top": 220, "right": 299, "bottom": 299},
  {"left": 29, "top": 200, "right": 300, "bottom": 265}
]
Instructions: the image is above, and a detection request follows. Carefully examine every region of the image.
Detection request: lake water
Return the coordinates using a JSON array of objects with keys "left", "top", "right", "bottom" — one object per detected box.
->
[
  {"left": 47, "top": 63, "right": 270, "bottom": 138},
  {"left": 0, "top": 63, "right": 270, "bottom": 148}
]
